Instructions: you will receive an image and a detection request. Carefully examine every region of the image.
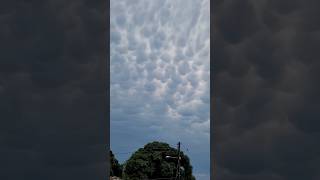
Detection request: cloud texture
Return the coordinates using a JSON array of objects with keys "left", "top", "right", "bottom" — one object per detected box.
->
[
  {"left": 213, "top": 0, "right": 320, "bottom": 179},
  {"left": 0, "top": 0, "right": 108, "bottom": 179},
  {"left": 110, "top": 0, "right": 210, "bottom": 179}
]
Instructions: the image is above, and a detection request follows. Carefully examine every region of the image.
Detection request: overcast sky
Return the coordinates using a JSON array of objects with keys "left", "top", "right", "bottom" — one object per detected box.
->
[
  {"left": 3, "top": 0, "right": 320, "bottom": 180},
  {"left": 110, "top": 0, "right": 210, "bottom": 179},
  {"left": 214, "top": 0, "right": 320, "bottom": 179},
  {"left": 0, "top": 0, "right": 108, "bottom": 179}
]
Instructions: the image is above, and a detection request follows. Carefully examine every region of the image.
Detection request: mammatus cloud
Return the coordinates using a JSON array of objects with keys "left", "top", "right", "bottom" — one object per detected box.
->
[
  {"left": 0, "top": 0, "right": 108, "bottom": 179},
  {"left": 110, "top": 0, "right": 210, "bottom": 179},
  {"left": 214, "top": 0, "right": 320, "bottom": 179}
]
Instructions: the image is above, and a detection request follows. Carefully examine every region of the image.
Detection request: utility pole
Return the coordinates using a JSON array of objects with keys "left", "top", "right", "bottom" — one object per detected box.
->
[{"left": 176, "top": 142, "right": 181, "bottom": 180}]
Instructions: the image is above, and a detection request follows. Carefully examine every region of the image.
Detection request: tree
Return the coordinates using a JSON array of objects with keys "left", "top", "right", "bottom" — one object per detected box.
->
[
  {"left": 110, "top": 150, "right": 123, "bottom": 178},
  {"left": 123, "top": 141, "right": 196, "bottom": 180}
]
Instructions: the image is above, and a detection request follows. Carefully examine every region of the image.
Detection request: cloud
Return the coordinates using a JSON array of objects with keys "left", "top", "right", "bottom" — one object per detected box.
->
[
  {"left": 110, "top": 0, "right": 210, "bottom": 178},
  {"left": 214, "top": 0, "right": 320, "bottom": 179},
  {"left": 0, "top": 0, "right": 108, "bottom": 179}
]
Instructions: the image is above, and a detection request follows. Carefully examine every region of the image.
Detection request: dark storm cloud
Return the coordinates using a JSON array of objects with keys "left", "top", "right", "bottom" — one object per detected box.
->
[
  {"left": 0, "top": 0, "right": 108, "bottom": 179},
  {"left": 213, "top": 0, "right": 320, "bottom": 179}
]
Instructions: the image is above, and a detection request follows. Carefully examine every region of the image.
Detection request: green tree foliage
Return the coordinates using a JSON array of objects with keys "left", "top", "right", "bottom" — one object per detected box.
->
[
  {"left": 110, "top": 150, "right": 123, "bottom": 177},
  {"left": 122, "top": 141, "right": 196, "bottom": 180}
]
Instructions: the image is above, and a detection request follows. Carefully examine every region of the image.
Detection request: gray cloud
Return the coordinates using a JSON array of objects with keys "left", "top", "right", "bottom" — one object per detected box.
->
[
  {"left": 0, "top": 0, "right": 108, "bottom": 179},
  {"left": 214, "top": 0, "right": 320, "bottom": 179},
  {"left": 111, "top": 0, "right": 210, "bottom": 179}
]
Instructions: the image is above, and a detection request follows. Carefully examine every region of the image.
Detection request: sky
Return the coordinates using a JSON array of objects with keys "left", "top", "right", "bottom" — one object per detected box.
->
[
  {"left": 0, "top": 0, "right": 108, "bottom": 179},
  {"left": 213, "top": 0, "right": 320, "bottom": 179},
  {"left": 110, "top": 0, "right": 210, "bottom": 179},
  {"left": 3, "top": 0, "right": 320, "bottom": 180}
]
